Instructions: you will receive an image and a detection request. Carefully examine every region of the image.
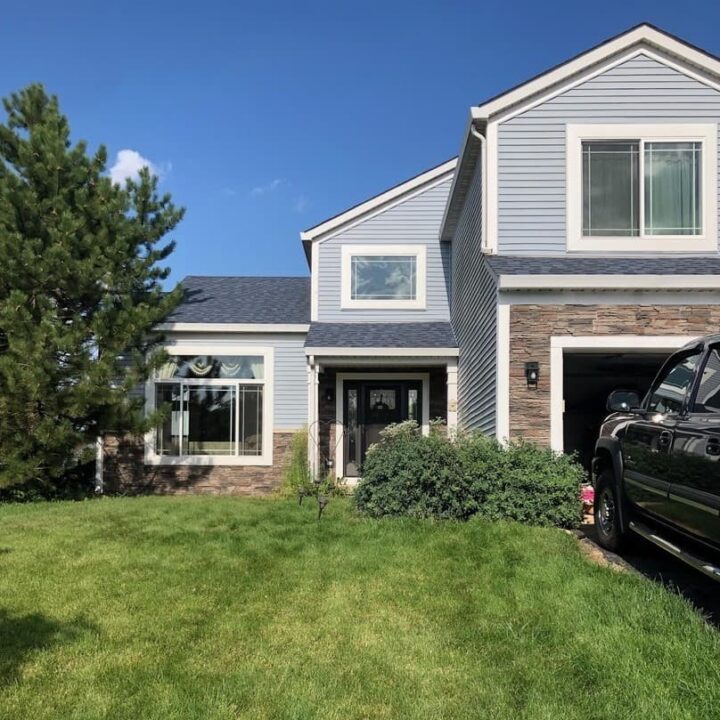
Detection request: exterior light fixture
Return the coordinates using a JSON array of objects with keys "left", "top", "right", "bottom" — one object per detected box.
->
[
  {"left": 324, "top": 387, "right": 334, "bottom": 403},
  {"left": 525, "top": 361, "right": 539, "bottom": 389}
]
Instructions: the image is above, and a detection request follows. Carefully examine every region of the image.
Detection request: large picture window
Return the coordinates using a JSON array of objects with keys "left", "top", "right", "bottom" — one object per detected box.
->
[
  {"left": 567, "top": 124, "right": 716, "bottom": 252},
  {"left": 149, "top": 351, "right": 271, "bottom": 464},
  {"left": 341, "top": 245, "right": 426, "bottom": 309},
  {"left": 582, "top": 140, "right": 701, "bottom": 237}
]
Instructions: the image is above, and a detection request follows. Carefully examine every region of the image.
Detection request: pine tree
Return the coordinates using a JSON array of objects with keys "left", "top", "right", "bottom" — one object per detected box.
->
[{"left": 0, "top": 84, "right": 184, "bottom": 487}]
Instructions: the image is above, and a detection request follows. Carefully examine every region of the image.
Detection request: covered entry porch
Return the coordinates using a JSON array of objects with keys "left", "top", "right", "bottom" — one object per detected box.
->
[{"left": 304, "top": 322, "right": 459, "bottom": 480}]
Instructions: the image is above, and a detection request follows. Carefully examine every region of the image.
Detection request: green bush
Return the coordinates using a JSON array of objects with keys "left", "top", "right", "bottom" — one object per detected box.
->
[
  {"left": 354, "top": 421, "right": 472, "bottom": 519},
  {"left": 354, "top": 423, "right": 583, "bottom": 528},
  {"left": 460, "top": 435, "right": 583, "bottom": 528}
]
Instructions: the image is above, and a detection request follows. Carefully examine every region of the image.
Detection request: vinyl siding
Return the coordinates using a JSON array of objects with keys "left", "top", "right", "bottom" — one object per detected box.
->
[
  {"left": 161, "top": 331, "right": 307, "bottom": 430},
  {"left": 450, "top": 157, "right": 498, "bottom": 435},
  {"left": 497, "top": 51, "right": 720, "bottom": 254},
  {"left": 317, "top": 177, "right": 453, "bottom": 321}
]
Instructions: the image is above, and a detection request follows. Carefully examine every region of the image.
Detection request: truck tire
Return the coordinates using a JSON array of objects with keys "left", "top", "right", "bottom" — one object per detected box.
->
[{"left": 594, "top": 469, "right": 627, "bottom": 553}]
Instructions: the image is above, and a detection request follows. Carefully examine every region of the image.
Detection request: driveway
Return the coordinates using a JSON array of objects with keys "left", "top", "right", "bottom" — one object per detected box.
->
[{"left": 582, "top": 520, "right": 720, "bottom": 628}]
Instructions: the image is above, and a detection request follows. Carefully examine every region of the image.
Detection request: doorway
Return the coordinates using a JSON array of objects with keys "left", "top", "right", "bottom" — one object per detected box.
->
[{"left": 343, "top": 380, "right": 423, "bottom": 477}]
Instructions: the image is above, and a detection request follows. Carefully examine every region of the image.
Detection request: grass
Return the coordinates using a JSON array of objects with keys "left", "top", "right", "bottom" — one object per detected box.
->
[{"left": 0, "top": 497, "right": 718, "bottom": 720}]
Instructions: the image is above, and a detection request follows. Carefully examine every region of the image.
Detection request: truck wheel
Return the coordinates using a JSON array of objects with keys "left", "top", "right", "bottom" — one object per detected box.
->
[{"left": 594, "top": 469, "right": 626, "bottom": 553}]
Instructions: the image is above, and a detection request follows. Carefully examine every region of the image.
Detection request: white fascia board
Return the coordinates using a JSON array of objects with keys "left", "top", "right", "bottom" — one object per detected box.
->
[
  {"left": 472, "top": 25, "right": 720, "bottom": 121},
  {"left": 300, "top": 159, "right": 457, "bottom": 243},
  {"left": 304, "top": 347, "right": 459, "bottom": 357},
  {"left": 156, "top": 323, "right": 309, "bottom": 333},
  {"left": 497, "top": 275, "right": 720, "bottom": 291}
]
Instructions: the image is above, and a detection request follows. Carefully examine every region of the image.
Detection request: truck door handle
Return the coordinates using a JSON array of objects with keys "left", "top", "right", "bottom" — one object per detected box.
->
[
  {"left": 707, "top": 439, "right": 720, "bottom": 456},
  {"left": 658, "top": 431, "right": 672, "bottom": 449}
]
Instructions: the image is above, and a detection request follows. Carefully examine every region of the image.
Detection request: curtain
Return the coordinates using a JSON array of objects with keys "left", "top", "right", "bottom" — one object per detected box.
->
[{"left": 644, "top": 142, "right": 701, "bottom": 235}]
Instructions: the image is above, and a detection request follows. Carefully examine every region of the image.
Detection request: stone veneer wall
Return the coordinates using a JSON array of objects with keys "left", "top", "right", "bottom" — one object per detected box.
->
[
  {"left": 103, "top": 431, "right": 295, "bottom": 495},
  {"left": 509, "top": 304, "right": 720, "bottom": 445}
]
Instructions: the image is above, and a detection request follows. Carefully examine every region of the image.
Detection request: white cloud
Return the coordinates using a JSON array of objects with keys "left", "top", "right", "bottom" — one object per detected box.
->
[
  {"left": 250, "top": 178, "right": 282, "bottom": 197},
  {"left": 109, "top": 149, "right": 162, "bottom": 185}
]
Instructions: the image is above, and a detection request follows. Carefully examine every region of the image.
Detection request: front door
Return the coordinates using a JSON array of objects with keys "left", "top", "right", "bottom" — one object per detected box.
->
[{"left": 343, "top": 380, "right": 422, "bottom": 477}]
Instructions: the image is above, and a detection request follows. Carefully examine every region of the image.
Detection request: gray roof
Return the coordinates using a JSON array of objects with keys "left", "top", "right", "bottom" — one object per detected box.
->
[
  {"left": 485, "top": 255, "right": 720, "bottom": 275},
  {"left": 167, "top": 276, "right": 310, "bottom": 324},
  {"left": 305, "top": 322, "right": 457, "bottom": 348}
]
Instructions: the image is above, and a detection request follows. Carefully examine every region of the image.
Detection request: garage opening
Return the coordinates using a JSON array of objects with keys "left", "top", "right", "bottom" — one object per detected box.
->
[{"left": 563, "top": 352, "right": 666, "bottom": 472}]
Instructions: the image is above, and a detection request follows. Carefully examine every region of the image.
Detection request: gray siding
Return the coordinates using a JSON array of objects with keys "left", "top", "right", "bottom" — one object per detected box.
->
[
  {"left": 163, "top": 331, "right": 307, "bottom": 430},
  {"left": 317, "top": 177, "right": 453, "bottom": 321},
  {"left": 450, "top": 157, "right": 498, "bottom": 435},
  {"left": 497, "top": 51, "right": 720, "bottom": 254}
]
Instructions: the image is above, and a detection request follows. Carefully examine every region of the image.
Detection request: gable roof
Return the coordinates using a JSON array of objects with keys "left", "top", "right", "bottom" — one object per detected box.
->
[
  {"left": 299, "top": 158, "right": 457, "bottom": 261},
  {"left": 474, "top": 23, "right": 720, "bottom": 121},
  {"left": 164, "top": 276, "right": 310, "bottom": 326},
  {"left": 441, "top": 23, "right": 720, "bottom": 243}
]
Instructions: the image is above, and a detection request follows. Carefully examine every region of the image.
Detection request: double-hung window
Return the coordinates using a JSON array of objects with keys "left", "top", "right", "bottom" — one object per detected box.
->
[
  {"left": 567, "top": 124, "right": 717, "bottom": 252},
  {"left": 147, "top": 348, "right": 273, "bottom": 465},
  {"left": 341, "top": 245, "right": 427, "bottom": 309}
]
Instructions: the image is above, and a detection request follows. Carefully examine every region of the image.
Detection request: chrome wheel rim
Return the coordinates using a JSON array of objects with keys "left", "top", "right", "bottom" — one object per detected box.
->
[{"left": 597, "top": 489, "right": 615, "bottom": 537}]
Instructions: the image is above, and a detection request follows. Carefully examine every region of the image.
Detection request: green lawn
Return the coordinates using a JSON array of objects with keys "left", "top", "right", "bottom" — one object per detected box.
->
[{"left": 0, "top": 497, "right": 718, "bottom": 720}]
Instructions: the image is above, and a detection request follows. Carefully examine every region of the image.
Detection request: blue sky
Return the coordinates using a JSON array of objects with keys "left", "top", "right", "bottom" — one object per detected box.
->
[{"left": 2, "top": 0, "right": 719, "bottom": 283}]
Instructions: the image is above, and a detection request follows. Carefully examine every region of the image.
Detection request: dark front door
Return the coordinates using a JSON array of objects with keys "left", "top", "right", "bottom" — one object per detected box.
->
[{"left": 344, "top": 380, "right": 422, "bottom": 477}]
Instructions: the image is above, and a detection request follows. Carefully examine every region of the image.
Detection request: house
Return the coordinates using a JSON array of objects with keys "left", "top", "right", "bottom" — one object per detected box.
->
[{"left": 104, "top": 23, "right": 720, "bottom": 494}]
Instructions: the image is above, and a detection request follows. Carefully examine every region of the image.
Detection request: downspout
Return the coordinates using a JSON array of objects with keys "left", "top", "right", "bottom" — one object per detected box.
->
[{"left": 469, "top": 122, "right": 489, "bottom": 253}]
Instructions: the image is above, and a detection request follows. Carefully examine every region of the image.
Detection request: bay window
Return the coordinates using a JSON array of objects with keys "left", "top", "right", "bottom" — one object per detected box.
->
[
  {"left": 148, "top": 349, "right": 272, "bottom": 465},
  {"left": 567, "top": 124, "right": 716, "bottom": 252}
]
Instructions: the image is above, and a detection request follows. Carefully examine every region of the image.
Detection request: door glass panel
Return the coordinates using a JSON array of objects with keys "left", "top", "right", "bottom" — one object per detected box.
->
[
  {"left": 408, "top": 388, "right": 419, "bottom": 422},
  {"left": 346, "top": 388, "right": 359, "bottom": 476},
  {"left": 367, "top": 389, "right": 397, "bottom": 424},
  {"left": 647, "top": 353, "right": 700, "bottom": 414}
]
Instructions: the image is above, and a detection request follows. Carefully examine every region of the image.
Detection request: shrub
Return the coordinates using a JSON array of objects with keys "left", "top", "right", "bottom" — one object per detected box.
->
[
  {"left": 354, "top": 421, "right": 473, "bottom": 519},
  {"left": 462, "top": 436, "right": 583, "bottom": 528},
  {"left": 354, "top": 423, "right": 583, "bottom": 528}
]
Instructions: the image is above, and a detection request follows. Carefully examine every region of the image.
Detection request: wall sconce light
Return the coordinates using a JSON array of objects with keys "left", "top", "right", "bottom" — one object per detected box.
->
[
  {"left": 324, "top": 387, "right": 335, "bottom": 403},
  {"left": 525, "top": 361, "right": 539, "bottom": 389}
]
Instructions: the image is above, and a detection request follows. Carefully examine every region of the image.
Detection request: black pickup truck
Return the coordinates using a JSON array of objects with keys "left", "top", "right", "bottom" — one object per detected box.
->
[{"left": 592, "top": 335, "right": 720, "bottom": 580}]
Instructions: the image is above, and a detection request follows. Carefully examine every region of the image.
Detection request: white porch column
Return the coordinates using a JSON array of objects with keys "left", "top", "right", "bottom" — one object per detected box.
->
[
  {"left": 446, "top": 359, "right": 458, "bottom": 435},
  {"left": 306, "top": 357, "right": 320, "bottom": 478}
]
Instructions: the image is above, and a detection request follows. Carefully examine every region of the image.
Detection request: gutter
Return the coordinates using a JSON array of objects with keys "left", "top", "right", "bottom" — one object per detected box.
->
[{"left": 469, "top": 122, "right": 488, "bottom": 253}]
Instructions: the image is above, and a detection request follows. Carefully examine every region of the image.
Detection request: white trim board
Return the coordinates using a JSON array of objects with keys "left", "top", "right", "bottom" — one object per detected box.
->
[
  {"left": 497, "top": 275, "right": 720, "bottom": 290},
  {"left": 549, "top": 334, "right": 693, "bottom": 452},
  {"left": 495, "top": 303, "right": 510, "bottom": 443},
  {"left": 157, "top": 323, "right": 309, "bottom": 333},
  {"left": 304, "top": 347, "right": 459, "bottom": 357},
  {"left": 334, "top": 372, "right": 431, "bottom": 480},
  {"left": 301, "top": 159, "right": 457, "bottom": 243}
]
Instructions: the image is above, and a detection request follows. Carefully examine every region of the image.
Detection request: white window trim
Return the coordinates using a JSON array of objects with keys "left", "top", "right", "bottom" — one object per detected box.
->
[
  {"left": 566, "top": 123, "right": 717, "bottom": 252},
  {"left": 340, "top": 244, "right": 427, "bottom": 310},
  {"left": 144, "top": 344, "right": 274, "bottom": 467}
]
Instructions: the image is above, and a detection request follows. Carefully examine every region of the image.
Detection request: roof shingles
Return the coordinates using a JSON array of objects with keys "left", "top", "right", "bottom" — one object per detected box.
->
[
  {"left": 305, "top": 322, "right": 457, "bottom": 349},
  {"left": 485, "top": 256, "right": 720, "bottom": 276},
  {"left": 167, "top": 276, "right": 310, "bottom": 324}
]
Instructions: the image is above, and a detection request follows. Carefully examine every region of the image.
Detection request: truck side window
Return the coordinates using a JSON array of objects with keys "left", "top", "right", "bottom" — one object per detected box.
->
[
  {"left": 692, "top": 347, "right": 720, "bottom": 414},
  {"left": 646, "top": 352, "right": 700, "bottom": 414}
]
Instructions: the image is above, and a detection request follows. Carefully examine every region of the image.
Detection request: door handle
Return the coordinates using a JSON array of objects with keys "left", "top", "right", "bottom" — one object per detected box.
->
[
  {"left": 658, "top": 431, "right": 672, "bottom": 449},
  {"left": 707, "top": 439, "right": 720, "bottom": 457}
]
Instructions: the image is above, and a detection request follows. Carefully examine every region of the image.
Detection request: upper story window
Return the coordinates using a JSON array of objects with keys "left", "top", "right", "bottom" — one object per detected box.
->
[
  {"left": 146, "top": 348, "right": 273, "bottom": 466},
  {"left": 567, "top": 124, "right": 717, "bottom": 252},
  {"left": 341, "top": 245, "right": 426, "bottom": 309}
]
